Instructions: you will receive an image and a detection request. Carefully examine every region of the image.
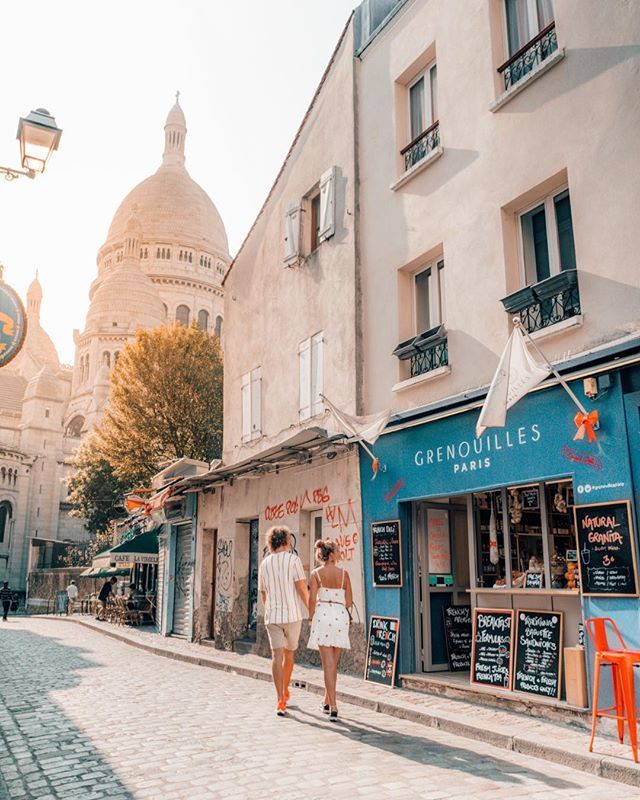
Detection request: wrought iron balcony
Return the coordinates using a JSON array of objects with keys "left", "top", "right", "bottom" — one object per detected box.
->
[
  {"left": 497, "top": 22, "right": 558, "bottom": 91},
  {"left": 393, "top": 324, "right": 449, "bottom": 379},
  {"left": 501, "top": 270, "right": 580, "bottom": 335},
  {"left": 400, "top": 120, "right": 440, "bottom": 172}
]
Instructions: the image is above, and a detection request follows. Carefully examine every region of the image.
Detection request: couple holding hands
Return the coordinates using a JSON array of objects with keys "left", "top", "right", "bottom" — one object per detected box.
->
[{"left": 258, "top": 525, "right": 353, "bottom": 720}]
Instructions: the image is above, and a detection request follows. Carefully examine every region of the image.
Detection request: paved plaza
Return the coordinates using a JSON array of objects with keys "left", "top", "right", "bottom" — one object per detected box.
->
[{"left": 0, "top": 617, "right": 638, "bottom": 800}]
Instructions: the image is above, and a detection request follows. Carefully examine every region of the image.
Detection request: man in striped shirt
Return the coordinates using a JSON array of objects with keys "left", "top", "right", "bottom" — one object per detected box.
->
[{"left": 258, "top": 525, "right": 309, "bottom": 716}]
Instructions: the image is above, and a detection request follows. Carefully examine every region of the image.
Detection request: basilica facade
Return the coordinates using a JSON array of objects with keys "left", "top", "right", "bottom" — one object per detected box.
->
[{"left": 0, "top": 98, "right": 229, "bottom": 591}]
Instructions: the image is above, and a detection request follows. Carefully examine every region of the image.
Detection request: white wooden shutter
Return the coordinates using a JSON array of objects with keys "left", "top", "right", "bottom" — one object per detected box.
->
[
  {"left": 298, "top": 338, "right": 311, "bottom": 421},
  {"left": 250, "top": 367, "right": 262, "bottom": 439},
  {"left": 318, "top": 167, "right": 336, "bottom": 243},
  {"left": 310, "top": 332, "right": 324, "bottom": 416},
  {"left": 284, "top": 202, "right": 301, "bottom": 264},
  {"left": 241, "top": 372, "right": 251, "bottom": 442}
]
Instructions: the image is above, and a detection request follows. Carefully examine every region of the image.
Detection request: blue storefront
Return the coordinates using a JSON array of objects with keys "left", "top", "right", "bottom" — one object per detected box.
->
[{"left": 360, "top": 357, "right": 640, "bottom": 704}]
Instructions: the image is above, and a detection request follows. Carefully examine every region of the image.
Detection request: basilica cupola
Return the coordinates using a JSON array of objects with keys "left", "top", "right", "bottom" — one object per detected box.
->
[{"left": 163, "top": 92, "right": 187, "bottom": 167}]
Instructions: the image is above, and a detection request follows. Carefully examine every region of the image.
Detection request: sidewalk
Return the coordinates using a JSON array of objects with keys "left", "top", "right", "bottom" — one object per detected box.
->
[{"left": 44, "top": 615, "right": 640, "bottom": 788}]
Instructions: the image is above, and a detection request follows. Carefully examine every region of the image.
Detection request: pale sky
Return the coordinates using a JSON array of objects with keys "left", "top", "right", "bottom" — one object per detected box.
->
[{"left": 0, "top": 0, "right": 356, "bottom": 364}]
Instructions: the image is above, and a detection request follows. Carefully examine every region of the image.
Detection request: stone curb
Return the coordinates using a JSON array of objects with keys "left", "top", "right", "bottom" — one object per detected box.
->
[{"left": 44, "top": 617, "right": 640, "bottom": 788}]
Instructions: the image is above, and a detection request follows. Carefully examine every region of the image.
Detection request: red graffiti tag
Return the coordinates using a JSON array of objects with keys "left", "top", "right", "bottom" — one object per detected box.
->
[{"left": 383, "top": 479, "right": 406, "bottom": 503}]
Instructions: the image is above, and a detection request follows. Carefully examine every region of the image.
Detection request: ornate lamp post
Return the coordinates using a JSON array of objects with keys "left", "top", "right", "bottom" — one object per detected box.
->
[{"left": 1, "top": 107, "right": 63, "bottom": 181}]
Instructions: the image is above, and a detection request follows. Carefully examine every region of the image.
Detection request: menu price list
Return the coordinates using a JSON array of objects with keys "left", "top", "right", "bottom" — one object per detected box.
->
[
  {"left": 513, "top": 610, "right": 563, "bottom": 699},
  {"left": 574, "top": 501, "right": 639, "bottom": 596},
  {"left": 371, "top": 521, "right": 402, "bottom": 587},
  {"left": 364, "top": 616, "right": 399, "bottom": 686},
  {"left": 471, "top": 609, "right": 514, "bottom": 690},
  {"left": 443, "top": 605, "right": 472, "bottom": 671}
]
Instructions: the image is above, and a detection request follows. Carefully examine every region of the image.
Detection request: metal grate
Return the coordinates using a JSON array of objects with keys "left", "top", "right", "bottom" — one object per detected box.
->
[
  {"left": 410, "top": 340, "right": 448, "bottom": 378},
  {"left": 401, "top": 121, "right": 440, "bottom": 172},
  {"left": 498, "top": 22, "right": 558, "bottom": 91},
  {"left": 519, "top": 284, "right": 581, "bottom": 334}
]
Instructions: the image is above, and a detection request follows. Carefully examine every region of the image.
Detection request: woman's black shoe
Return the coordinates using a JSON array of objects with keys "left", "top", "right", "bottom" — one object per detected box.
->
[
  {"left": 329, "top": 708, "right": 338, "bottom": 722},
  {"left": 321, "top": 704, "right": 330, "bottom": 714}
]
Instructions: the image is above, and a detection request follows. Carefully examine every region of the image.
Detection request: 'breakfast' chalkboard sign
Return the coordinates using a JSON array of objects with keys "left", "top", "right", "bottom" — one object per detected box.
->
[
  {"left": 513, "top": 610, "right": 563, "bottom": 699},
  {"left": 574, "top": 501, "right": 639, "bottom": 596},
  {"left": 364, "top": 616, "right": 399, "bottom": 686},
  {"left": 471, "top": 608, "right": 514, "bottom": 690},
  {"left": 443, "top": 605, "right": 472, "bottom": 671},
  {"left": 371, "top": 520, "right": 402, "bottom": 587}
]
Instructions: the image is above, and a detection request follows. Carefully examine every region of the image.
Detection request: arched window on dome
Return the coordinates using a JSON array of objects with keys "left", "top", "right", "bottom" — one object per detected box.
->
[
  {"left": 65, "top": 415, "right": 85, "bottom": 438},
  {"left": 114, "top": 351, "right": 121, "bottom": 363},
  {"left": 161, "top": 248, "right": 165, "bottom": 259},
  {"left": 85, "top": 354, "right": 90, "bottom": 380},
  {"left": 0, "top": 501, "right": 12, "bottom": 543},
  {"left": 167, "top": 249, "right": 171, "bottom": 259},
  {"left": 157, "top": 247, "right": 161, "bottom": 259},
  {"left": 176, "top": 305, "right": 190, "bottom": 326},
  {"left": 103, "top": 351, "right": 111, "bottom": 368},
  {"left": 162, "top": 303, "right": 168, "bottom": 320},
  {"left": 197, "top": 310, "right": 209, "bottom": 331},
  {"left": 188, "top": 252, "right": 192, "bottom": 263},
  {"left": 179, "top": 250, "right": 182, "bottom": 262},
  {"left": 199, "top": 255, "right": 203, "bottom": 267},
  {"left": 1, "top": 467, "right": 6, "bottom": 484},
  {"left": 215, "top": 315, "right": 223, "bottom": 339}
]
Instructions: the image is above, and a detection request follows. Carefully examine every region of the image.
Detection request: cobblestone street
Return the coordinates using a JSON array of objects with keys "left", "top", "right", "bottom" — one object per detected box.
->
[{"left": 0, "top": 617, "right": 637, "bottom": 800}]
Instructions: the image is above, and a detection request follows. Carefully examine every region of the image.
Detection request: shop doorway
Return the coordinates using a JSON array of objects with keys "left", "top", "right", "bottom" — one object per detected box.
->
[
  {"left": 209, "top": 528, "right": 218, "bottom": 639},
  {"left": 247, "top": 518, "right": 259, "bottom": 635},
  {"left": 172, "top": 522, "right": 194, "bottom": 636},
  {"left": 414, "top": 498, "right": 470, "bottom": 672}
]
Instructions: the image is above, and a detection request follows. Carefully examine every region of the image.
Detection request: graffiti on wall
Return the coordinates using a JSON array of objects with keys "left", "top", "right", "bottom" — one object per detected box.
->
[
  {"left": 262, "top": 487, "right": 360, "bottom": 563},
  {"left": 216, "top": 538, "right": 233, "bottom": 613}
]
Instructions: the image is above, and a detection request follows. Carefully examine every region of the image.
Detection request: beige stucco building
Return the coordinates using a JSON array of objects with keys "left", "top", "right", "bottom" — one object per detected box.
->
[
  {"left": 0, "top": 98, "right": 229, "bottom": 593},
  {"left": 158, "top": 17, "right": 369, "bottom": 670}
]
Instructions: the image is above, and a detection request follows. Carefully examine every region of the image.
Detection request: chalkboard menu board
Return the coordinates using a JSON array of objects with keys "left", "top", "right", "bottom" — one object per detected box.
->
[
  {"left": 443, "top": 605, "right": 472, "bottom": 671},
  {"left": 521, "top": 488, "right": 540, "bottom": 510},
  {"left": 513, "top": 610, "right": 563, "bottom": 699},
  {"left": 574, "top": 501, "right": 639, "bottom": 596},
  {"left": 364, "top": 616, "right": 400, "bottom": 686},
  {"left": 371, "top": 520, "right": 402, "bottom": 587},
  {"left": 524, "top": 571, "right": 544, "bottom": 589},
  {"left": 471, "top": 608, "right": 514, "bottom": 690}
]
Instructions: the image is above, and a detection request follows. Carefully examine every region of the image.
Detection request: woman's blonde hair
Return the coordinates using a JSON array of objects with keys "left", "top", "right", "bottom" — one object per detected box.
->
[{"left": 315, "top": 538, "right": 338, "bottom": 564}]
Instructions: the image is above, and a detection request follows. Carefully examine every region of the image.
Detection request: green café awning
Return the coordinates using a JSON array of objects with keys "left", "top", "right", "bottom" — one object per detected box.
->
[
  {"left": 81, "top": 566, "right": 131, "bottom": 578},
  {"left": 110, "top": 528, "right": 159, "bottom": 565}
]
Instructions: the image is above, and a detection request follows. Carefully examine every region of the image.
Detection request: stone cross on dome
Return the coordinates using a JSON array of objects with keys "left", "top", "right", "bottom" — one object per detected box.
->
[{"left": 163, "top": 92, "right": 187, "bottom": 167}]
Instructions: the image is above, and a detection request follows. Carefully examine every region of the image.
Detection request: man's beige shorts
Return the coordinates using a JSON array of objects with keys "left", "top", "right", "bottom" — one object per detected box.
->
[{"left": 266, "top": 620, "right": 302, "bottom": 651}]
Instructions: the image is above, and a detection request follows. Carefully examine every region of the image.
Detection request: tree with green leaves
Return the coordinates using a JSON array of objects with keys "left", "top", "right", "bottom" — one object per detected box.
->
[
  {"left": 66, "top": 433, "right": 128, "bottom": 537},
  {"left": 96, "top": 323, "right": 223, "bottom": 488}
]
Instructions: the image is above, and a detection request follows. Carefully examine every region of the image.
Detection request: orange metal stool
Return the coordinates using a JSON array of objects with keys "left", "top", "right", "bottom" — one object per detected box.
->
[{"left": 585, "top": 617, "right": 640, "bottom": 763}]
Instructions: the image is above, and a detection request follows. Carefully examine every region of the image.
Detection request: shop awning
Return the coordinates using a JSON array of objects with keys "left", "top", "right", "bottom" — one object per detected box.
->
[
  {"left": 110, "top": 528, "right": 159, "bottom": 564},
  {"left": 80, "top": 566, "right": 131, "bottom": 578},
  {"left": 168, "top": 428, "right": 350, "bottom": 493}
]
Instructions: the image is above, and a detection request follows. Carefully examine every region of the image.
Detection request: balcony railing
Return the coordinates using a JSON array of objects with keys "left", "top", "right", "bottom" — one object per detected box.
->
[
  {"left": 393, "top": 324, "right": 449, "bottom": 379},
  {"left": 400, "top": 120, "right": 440, "bottom": 172},
  {"left": 497, "top": 22, "right": 558, "bottom": 91},
  {"left": 501, "top": 270, "right": 580, "bottom": 335}
]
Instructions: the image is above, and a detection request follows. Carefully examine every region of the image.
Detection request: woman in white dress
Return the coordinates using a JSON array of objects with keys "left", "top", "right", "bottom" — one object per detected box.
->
[{"left": 308, "top": 539, "right": 352, "bottom": 721}]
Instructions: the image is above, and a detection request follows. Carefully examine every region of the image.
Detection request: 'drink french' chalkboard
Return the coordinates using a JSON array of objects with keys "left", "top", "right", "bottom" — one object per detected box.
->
[
  {"left": 371, "top": 520, "right": 402, "bottom": 587},
  {"left": 364, "top": 616, "right": 400, "bottom": 686},
  {"left": 471, "top": 608, "right": 514, "bottom": 690},
  {"left": 513, "top": 610, "right": 563, "bottom": 699},
  {"left": 443, "top": 605, "right": 472, "bottom": 671},
  {"left": 574, "top": 501, "right": 639, "bottom": 596}
]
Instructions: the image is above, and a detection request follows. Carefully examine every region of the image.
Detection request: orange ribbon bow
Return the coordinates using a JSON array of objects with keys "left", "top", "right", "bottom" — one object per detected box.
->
[{"left": 574, "top": 410, "right": 599, "bottom": 442}]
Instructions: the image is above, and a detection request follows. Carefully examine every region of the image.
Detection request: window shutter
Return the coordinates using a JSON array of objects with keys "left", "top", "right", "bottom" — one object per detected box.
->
[
  {"left": 284, "top": 202, "right": 301, "bottom": 264},
  {"left": 241, "top": 372, "right": 251, "bottom": 442},
  {"left": 318, "top": 167, "right": 336, "bottom": 243},
  {"left": 311, "top": 332, "right": 324, "bottom": 416},
  {"left": 299, "top": 338, "right": 311, "bottom": 421},
  {"left": 250, "top": 367, "right": 262, "bottom": 439}
]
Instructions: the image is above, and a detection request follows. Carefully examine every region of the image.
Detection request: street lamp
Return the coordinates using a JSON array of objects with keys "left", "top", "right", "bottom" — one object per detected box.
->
[{"left": 1, "top": 107, "right": 62, "bottom": 181}]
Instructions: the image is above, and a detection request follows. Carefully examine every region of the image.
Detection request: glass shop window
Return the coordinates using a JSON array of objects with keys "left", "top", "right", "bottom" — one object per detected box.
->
[
  {"left": 473, "top": 490, "right": 506, "bottom": 588},
  {"left": 545, "top": 479, "right": 577, "bottom": 589},
  {"left": 507, "top": 485, "right": 546, "bottom": 587}
]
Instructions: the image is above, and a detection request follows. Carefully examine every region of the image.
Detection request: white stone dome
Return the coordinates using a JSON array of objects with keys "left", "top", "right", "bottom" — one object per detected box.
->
[
  {"left": 85, "top": 263, "right": 166, "bottom": 333},
  {"left": 103, "top": 99, "right": 229, "bottom": 259},
  {"left": 25, "top": 366, "right": 65, "bottom": 401}
]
